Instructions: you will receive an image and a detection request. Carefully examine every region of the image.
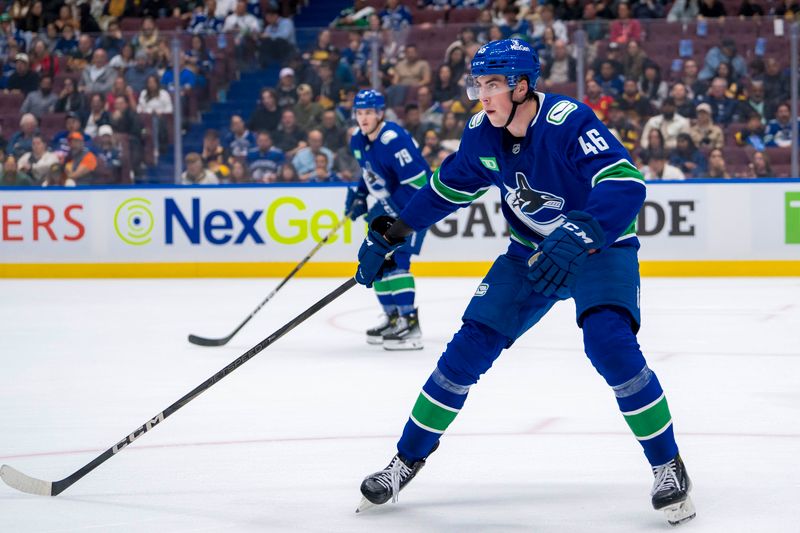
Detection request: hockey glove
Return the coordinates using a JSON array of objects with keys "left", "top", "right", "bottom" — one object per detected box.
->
[
  {"left": 345, "top": 187, "right": 368, "bottom": 220},
  {"left": 355, "top": 216, "right": 407, "bottom": 288},
  {"left": 527, "top": 211, "right": 606, "bottom": 299}
]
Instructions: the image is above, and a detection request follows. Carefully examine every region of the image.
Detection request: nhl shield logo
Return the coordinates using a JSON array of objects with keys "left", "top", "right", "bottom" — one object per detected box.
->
[{"left": 512, "top": 144, "right": 520, "bottom": 154}]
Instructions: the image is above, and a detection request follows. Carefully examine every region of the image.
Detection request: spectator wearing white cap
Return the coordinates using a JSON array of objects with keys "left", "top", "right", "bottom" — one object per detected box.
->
[
  {"left": 689, "top": 102, "right": 724, "bottom": 150},
  {"left": 7, "top": 53, "right": 40, "bottom": 95},
  {"left": 276, "top": 67, "right": 298, "bottom": 108},
  {"left": 92, "top": 125, "right": 124, "bottom": 184}
]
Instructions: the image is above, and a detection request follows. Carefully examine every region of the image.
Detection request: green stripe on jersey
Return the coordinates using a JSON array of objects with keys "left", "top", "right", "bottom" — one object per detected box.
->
[
  {"left": 401, "top": 170, "right": 428, "bottom": 189},
  {"left": 622, "top": 394, "right": 672, "bottom": 440},
  {"left": 410, "top": 391, "right": 460, "bottom": 433},
  {"left": 509, "top": 226, "right": 539, "bottom": 250},
  {"left": 591, "top": 159, "right": 645, "bottom": 188},
  {"left": 431, "top": 167, "right": 490, "bottom": 205}
]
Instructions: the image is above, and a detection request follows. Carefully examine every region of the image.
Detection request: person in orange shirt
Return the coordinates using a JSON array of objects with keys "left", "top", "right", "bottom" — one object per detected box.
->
[
  {"left": 583, "top": 79, "right": 613, "bottom": 123},
  {"left": 64, "top": 132, "right": 97, "bottom": 185}
]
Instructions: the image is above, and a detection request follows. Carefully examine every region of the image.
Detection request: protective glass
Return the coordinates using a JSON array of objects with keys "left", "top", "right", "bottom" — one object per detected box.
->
[{"left": 465, "top": 75, "right": 512, "bottom": 101}]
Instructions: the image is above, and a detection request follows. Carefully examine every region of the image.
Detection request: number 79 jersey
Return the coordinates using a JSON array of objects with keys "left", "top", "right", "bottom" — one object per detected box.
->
[
  {"left": 350, "top": 121, "right": 431, "bottom": 215},
  {"left": 402, "top": 92, "right": 646, "bottom": 251}
]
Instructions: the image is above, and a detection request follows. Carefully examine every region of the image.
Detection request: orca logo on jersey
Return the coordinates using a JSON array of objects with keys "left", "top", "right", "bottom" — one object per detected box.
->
[{"left": 504, "top": 172, "right": 566, "bottom": 237}]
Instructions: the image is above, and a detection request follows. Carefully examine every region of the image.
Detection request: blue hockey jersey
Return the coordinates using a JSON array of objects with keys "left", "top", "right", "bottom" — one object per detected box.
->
[
  {"left": 399, "top": 92, "right": 646, "bottom": 250},
  {"left": 351, "top": 121, "right": 431, "bottom": 218}
]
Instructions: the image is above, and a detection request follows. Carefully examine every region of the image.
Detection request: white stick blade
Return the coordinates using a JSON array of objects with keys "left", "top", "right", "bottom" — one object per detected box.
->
[{"left": 0, "top": 464, "right": 53, "bottom": 496}]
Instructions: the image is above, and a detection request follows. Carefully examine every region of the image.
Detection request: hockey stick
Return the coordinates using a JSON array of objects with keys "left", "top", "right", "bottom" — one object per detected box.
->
[
  {"left": 188, "top": 214, "right": 351, "bottom": 347},
  {"left": 0, "top": 277, "right": 358, "bottom": 497}
]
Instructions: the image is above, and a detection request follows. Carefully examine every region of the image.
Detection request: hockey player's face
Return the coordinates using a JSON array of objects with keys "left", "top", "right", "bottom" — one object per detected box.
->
[
  {"left": 356, "top": 108, "right": 382, "bottom": 135},
  {"left": 472, "top": 75, "right": 514, "bottom": 127}
]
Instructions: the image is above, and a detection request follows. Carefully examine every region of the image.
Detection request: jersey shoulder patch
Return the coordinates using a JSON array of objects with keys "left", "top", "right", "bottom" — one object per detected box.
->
[
  {"left": 380, "top": 129, "right": 399, "bottom": 144},
  {"left": 545, "top": 99, "right": 579, "bottom": 126},
  {"left": 468, "top": 110, "right": 486, "bottom": 129}
]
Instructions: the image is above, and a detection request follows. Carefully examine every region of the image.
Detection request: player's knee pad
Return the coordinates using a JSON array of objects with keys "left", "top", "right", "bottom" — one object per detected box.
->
[
  {"left": 436, "top": 320, "right": 510, "bottom": 387},
  {"left": 582, "top": 306, "right": 645, "bottom": 386}
]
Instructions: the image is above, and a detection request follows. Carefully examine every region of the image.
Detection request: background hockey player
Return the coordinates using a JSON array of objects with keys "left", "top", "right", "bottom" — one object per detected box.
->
[
  {"left": 345, "top": 89, "right": 431, "bottom": 351},
  {"left": 352, "top": 40, "right": 695, "bottom": 526}
]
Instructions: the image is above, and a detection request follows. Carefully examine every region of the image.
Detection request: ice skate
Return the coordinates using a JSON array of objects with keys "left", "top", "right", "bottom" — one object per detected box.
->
[
  {"left": 356, "top": 443, "right": 438, "bottom": 513},
  {"left": 651, "top": 454, "right": 696, "bottom": 526},
  {"left": 382, "top": 310, "right": 423, "bottom": 351},
  {"left": 366, "top": 311, "right": 398, "bottom": 345}
]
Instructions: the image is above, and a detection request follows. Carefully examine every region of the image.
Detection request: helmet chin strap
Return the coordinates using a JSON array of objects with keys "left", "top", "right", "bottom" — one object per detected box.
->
[{"left": 503, "top": 93, "right": 523, "bottom": 129}]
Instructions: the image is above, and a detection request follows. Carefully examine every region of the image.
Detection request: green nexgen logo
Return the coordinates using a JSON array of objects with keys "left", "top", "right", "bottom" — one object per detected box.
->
[
  {"left": 787, "top": 192, "right": 800, "bottom": 244},
  {"left": 114, "top": 197, "right": 154, "bottom": 245},
  {"left": 114, "top": 196, "right": 352, "bottom": 246}
]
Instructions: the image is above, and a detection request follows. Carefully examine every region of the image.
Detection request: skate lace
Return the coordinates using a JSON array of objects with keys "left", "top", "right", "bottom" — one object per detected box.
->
[
  {"left": 651, "top": 459, "right": 679, "bottom": 495},
  {"left": 375, "top": 456, "right": 412, "bottom": 503}
]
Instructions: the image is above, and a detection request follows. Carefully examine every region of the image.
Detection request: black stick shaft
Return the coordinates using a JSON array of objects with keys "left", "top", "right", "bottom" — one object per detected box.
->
[
  {"left": 189, "top": 216, "right": 351, "bottom": 346},
  {"left": 48, "top": 277, "right": 357, "bottom": 496}
]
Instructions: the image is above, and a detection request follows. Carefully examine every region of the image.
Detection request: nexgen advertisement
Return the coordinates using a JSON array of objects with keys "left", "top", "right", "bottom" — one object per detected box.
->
[{"left": 0, "top": 182, "right": 798, "bottom": 277}]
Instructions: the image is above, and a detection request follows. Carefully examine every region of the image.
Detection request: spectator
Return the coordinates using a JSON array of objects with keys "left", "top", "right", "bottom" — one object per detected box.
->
[
  {"left": 54, "top": 23, "right": 78, "bottom": 56},
  {"left": 67, "top": 34, "right": 94, "bottom": 73},
  {"left": 224, "top": 0, "right": 262, "bottom": 68},
  {"left": 80, "top": 48, "right": 117, "bottom": 95},
  {"left": 7, "top": 113, "right": 39, "bottom": 158},
  {"left": 541, "top": 40, "right": 576, "bottom": 87},
  {"left": 247, "top": 131, "right": 284, "bottom": 182},
  {"left": 610, "top": 2, "right": 642, "bottom": 44},
  {"left": 638, "top": 128, "right": 665, "bottom": 165},
  {"left": 315, "top": 61, "right": 341, "bottom": 110},
  {"left": 439, "top": 111, "right": 462, "bottom": 142},
  {"left": 201, "top": 129, "right": 230, "bottom": 179},
  {"left": 379, "top": 0, "right": 412, "bottom": 32},
  {"left": 679, "top": 59, "right": 705, "bottom": 99},
  {"left": 331, "top": 0, "right": 375, "bottom": 29},
  {"left": 95, "top": 20, "right": 125, "bottom": 60},
  {"left": 0, "top": 154, "right": 34, "bottom": 186},
  {"left": 18, "top": 134, "right": 59, "bottom": 183},
  {"left": 215, "top": 0, "right": 237, "bottom": 18},
  {"left": 743, "top": 150, "right": 772, "bottom": 178},
  {"left": 125, "top": 50, "right": 158, "bottom": 95},
  {"left": 223, "top": 115, "right": 257, "bottom": 158},
  {"left": 618, "top": 78, "right": 653, "bottom": 124},
  {"left": 669, "top": 83, "right": 696, "bottom": 119},
  {"left": 304, "top": 29, "right": 338, "bottom": 66},
  {"left": 641, "top": 149, "right": 686, "bottom": 180},
  {"left": 228, "top": 159, "right": 249, "bottom": 183},
  {"left": 607, "top": 100, "right": 640, "bottom": 152},
  {"left": 109, "top": 43, "right": 136, "bottom": 71},
  {"left": 20, "top": 75, "right": 57, "bottom": 116},
  {"left": 29, "top": 39, "right": 58, "bottom": 77},
  {"left": 292, "top": 129, "right": 333, "bottom": 180},
  {"left": 450, "top": 88, "right": 482, "bottom": 123},
  {"left": 431, "top": 64, "right": 459, "bottom": 107},
  {"left": 54, "top": 77, "right": 84, "bottom": 115},
  {"left": 633, "top": 0, "right": 665, "bottom": 18},
  {"left": 8, "top": 53, "right": 40, "bottom": 95},
  {"left": 184, "top": 35, "right": 215, "bottom": 90},
  {"left": 334, "top": 126, "right": 361, "bottom": 181},
  {"left": 249, "top": 88, "right": 280, "bottom": 134},
  {"left": 764, "top": 103, "right": 794, "bottom": 148},
  {"left": 581, "top": 2, "right": 607, "bottom": 43},
  {"left": 188, "top": 1, "right": 226, "bottom": 34},
  {"left": 137, "top": 74, "right": 173, "bottom": 114},
  {"left": 319, "top": 109, "right": 345, "bottom": 152},
  {"left": 590, "top": 41, "right": 624, "bottom": 80},
  {"left": 109, "top": 94, "right": 144, "bottom": 173},
  {"left": 416, "top": 85, "right": 443, "bottom": 131},
  {"left": 638, "top": 62, "right": 668, "bottom": 108},
  {"left": 106, "top": 76, "right": 136, "bottom": 111},
  {"left": 19, "top": 1, "right": 44, "bottom": 33},
  {"left": 583, "top": 79, "right": 614, "bottom": 123},
  {"left": 420, "top": 128, "right": 443, "bottom": 169},
  {"left": 735, "top": 114, "right": 767, "bottom": 150},
  {"left": 402, "top": 103, "right": 426, "bottom": 146},
  {"left": 667, "top": 0, "right": 700, "bottom": 21},
  {"left": 774, "top": 0, "right": 800, "bottom": 16},
  {"left": 260, "top": 7, "right": 297, "bottom": 67},
  {"left": 738, "top": 81, "right": 768, "bottom": 123},
  {"left": 275, "top": 67, "right": 298, "bottom": 109},
  {"left": 529, "top": 4, "right": 568, "bottom": 42},
  {"left": 699, "top": 38, "right": 746, "bottom": 82},
  {"left": 181, "top": 152, "right": 220, "bottom": 184},
  {"left": 760, "top": 58, "right": 788, "bottom": 115},
  {"left": 41, "top": 162, "right": 73, "bottom": 187},
  {"left": 82, "top": 94, "right": 111, "bottom": 139},
  {"left": 596, "top": 60, "right": 624, "bottom": 97},
  {"left": 132, "top": 16, "right": 160, "bottom": 53},
  {"left": 387, "top": 44, "right": 431, "bottom": 107},
  {"left": 697, "top": 77, "right": 739, "bottom": 125},
  {"left": 622, "top": 40, "right": 647, "bottom": 81},
  {"left": 699, "top": 0, "right": 727, "bottom": 17},
  {"left": 307, "top": 152, "right": 338, "bottom": 182},
  {"left": 555, "top": 0, "right": 583, "bottom": 20},
  {"left": 713, "top": 62, "right": 744, "bottom": 100},
  {"left": 445, "top": 46, "right": 467, "bottom": 84},
  {"left": 160, "top": 53, "right": 197, "bottom": 96},
  {"left": 736, "top": 0, "right": 765, "bottom": 15},
  {"left": 278, "top": 161, "right": 299, "bottom": 182},
  {"left": 64, "top": 132, "right": 98, "bottom": 184},
  {"left": 706, "top": 148, "right": 731, "bottom": 178},
  {"left": 690, "top": 102, "right": 725, "bottom": 149},
  {"left": 92, "top": 125, "right": 123, "bottom": 184},
  {"left": 669, "top": 133, "right": 707, "bottom": 178},
  {"left": 641, "top": 98, "right": 690, "bottom": 150},
  {"left": 293, "top": 84, "right": 324, "bottom": 132},
  {"left": 499, "top": 6, "right": 529, "bottom": 39}
]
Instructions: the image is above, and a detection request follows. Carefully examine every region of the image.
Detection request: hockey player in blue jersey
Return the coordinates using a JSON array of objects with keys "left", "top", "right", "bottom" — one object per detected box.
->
[
  {"left": 345, "top": 89, "right": 431, "bottom": 350},
  {"left": 353, "top": 40, "right": 696, "bottom": 526}
]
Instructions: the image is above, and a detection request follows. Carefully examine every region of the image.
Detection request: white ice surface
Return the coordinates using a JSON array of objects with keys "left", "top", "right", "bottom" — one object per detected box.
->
[{"left": 1, "top": 277, "right": 799, "bottom": 532}]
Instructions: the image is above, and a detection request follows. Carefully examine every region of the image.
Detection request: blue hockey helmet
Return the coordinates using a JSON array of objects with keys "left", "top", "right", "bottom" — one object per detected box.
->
[
  {"left": 467, "top": 39, "right": 540, "bottom": 100},
  {"left": 353, "top": 89, "right": 386, "bottom": 111}
]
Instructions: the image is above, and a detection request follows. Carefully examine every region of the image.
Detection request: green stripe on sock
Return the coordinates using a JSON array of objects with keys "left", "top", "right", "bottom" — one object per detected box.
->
[
  {"left": 623, "top": 394, "right": 672, "bottom": 439},
  {"left": 388, "top": 275, "right": 415, "bottom": 292},
  {"left": 410, "top": 391, "right": 459, "bottom": 433},
  {"left": 373, "top": 279, "right": 392, "bottom": 295}
]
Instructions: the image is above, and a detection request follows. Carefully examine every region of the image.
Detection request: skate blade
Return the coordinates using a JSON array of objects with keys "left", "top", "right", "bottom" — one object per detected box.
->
[
  {"left": 366, "top": 336, "right": 383, "bottom": 345},
  {"left": 383, "top": 338, "right": 424, "bottom": 351},
  {"left": 663, "top": 496, "right": 696, "bottom": 526},
  {"left": 355, "top": 497, "right": 377, "bottom": 513}
]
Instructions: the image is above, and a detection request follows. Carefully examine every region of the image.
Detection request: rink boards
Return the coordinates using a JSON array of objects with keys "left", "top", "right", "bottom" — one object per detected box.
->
[{"left": 0, "top": 180, "right": 798, "bottom": 277}]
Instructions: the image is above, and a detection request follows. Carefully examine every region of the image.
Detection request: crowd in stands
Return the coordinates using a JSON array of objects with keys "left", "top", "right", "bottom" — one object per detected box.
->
[{"left": 0, "top": 0, "right": 798, "bottom": 187}]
